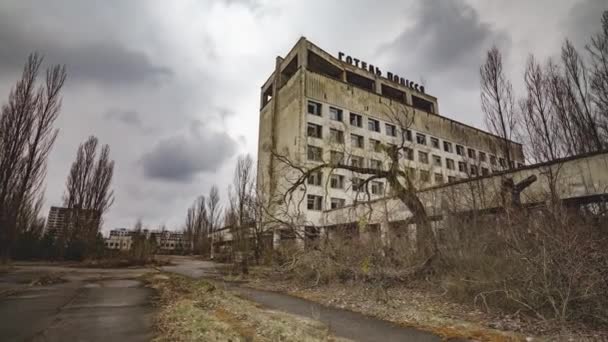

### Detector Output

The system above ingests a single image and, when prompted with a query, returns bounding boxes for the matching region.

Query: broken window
[448,176,456,183]
[456,145,465,156]
[432,155,441,167]
[385,123,397,137]
[420,170,430,182]
[446,158,455,170]
[307,122,322,138]
[308,100,322,116]
[434,173,444,184]
[381,84,406,103]
[307,171,322,186]
[329,107,343,121]
[368,118,380,132]
[470,165,478,176]
[350,113,362,127]
[370,159,383,170]
[330,151,345,165]
[369,138,382,152]
[307,145,323,161]
[412,95,434,113]
[481,167,489,176]
[416,133,426,145]
[351,177,365,192]
[418,151,429,164]
[347,71,375,92]
[350,155,364,167]
[307,51,343,80]
[431,137,440,149]
[330,197,346,209]
[351,134,364,148]
[401,147,414,161]
[371,181,384,195]
[403,129,413,142]
[458,161,467,173]
[307,195,323,211]
[479,151,487,162]
[499,158,506,168]
[443,141,453,153]
[490,155,497,166]
[330,174,345,189]
[330,128,344,144]
[468,148,476,159]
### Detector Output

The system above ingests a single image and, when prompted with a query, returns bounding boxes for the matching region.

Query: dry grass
[146,272,350,342]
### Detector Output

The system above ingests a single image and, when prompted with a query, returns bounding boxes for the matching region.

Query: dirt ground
[224,266,608,342]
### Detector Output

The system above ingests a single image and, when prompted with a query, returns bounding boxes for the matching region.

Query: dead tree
[481,46,517,169]
[273,106,439,263]
[0,53,66,259]
[588,10,608,139]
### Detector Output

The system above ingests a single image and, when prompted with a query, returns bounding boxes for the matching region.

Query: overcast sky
[0,0,604,232]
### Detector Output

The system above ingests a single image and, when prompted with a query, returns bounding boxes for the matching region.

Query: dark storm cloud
[0,7,172,86]
[564,0,607,49]
[380,0,508,86]
[104,109,142,127]
[141,124,237,182]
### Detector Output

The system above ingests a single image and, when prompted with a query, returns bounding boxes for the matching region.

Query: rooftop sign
[338,52,425,94]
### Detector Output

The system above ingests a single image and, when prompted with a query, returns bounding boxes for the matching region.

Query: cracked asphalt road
[0,265,155,342]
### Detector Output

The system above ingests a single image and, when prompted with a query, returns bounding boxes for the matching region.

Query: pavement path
[0,264,155,342]
[162,256,447,342]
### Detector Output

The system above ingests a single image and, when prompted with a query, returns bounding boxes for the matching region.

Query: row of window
[308,100,518,168]
[307,144,500,176]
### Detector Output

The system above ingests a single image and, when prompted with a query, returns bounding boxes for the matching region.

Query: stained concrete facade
[257,37,525,232]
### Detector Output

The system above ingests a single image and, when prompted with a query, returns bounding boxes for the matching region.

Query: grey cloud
[141,125,237,182]
[0,8,172,86]
[380,0,509,86]
[104,109,142,127]
[564,0,607,49]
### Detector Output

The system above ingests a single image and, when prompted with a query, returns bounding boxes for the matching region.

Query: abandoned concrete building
[210,37,608,252]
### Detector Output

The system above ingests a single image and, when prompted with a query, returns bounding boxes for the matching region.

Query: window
[307,195,323,211]
[403,129,412,141]
[490,155,497,166]
[443,141,453,153]
[432,155,441,167]
[456,145,465,156]
[307,145,322,161]
[371,181,384,195]
[307,101,321,116]
[448,176,457,183]
[405,167,416,179]
[350,113,362,127]
[418,151,429,164]
[499,158,506,168]
[307,123,322,138]
[470,165,478,176]
[352,177,364,192]
[385,123,397,137]
[479,152,487,162]
[431,137,440,149]
[350,155,364,167]
[468,148,476,159]
[330,151,344,165]
[370,159,382,170]
[416,133,426,145]
[402,147,414,160]
[369,139,382,152]
[368,118,380,132]
[329,128,344,144]
[330,174,345,189]
[517,162,524,168]
[330,198,346,209]
[434,173,444,184]
[446,158,455,170]
[458,161,467,173]
[420,170,430,182]
[351,134,364,148]
[481,167,489,176]
[329,107,343,121]
[307,171,322,186]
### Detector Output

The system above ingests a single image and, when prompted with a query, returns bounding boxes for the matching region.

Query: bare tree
[0,53,66,259]
[481,46,517,169]
[207,185,221,257]
[272,106,439,264]
[63,136,115,250]
[588,10,608,139]
[183,195,209,254]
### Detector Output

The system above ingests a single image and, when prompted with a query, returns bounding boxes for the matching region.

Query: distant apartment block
[46,206,100,237]
[104,228,189,252]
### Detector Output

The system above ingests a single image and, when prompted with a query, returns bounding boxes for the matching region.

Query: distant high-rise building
[46,206,100,237]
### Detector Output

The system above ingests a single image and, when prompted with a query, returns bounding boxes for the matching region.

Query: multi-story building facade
[46,206,101,237]
[257,37,524,231]
[104,228,189,252]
